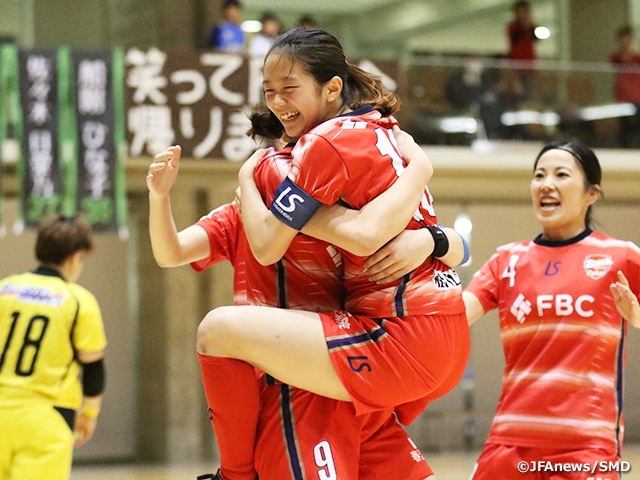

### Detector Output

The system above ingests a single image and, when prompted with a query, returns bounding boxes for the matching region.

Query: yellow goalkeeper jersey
[0,267,106,407]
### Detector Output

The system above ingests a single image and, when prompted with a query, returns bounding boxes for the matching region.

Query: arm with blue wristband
[363,225,469,284]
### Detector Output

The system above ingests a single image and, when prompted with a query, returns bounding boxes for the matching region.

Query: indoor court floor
[69,444,640,480]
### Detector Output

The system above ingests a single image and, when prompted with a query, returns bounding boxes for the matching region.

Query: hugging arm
[301,128,433,256]
[363,227,469,284]
[240,128,433,264]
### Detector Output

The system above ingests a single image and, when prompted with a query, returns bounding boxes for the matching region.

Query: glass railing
[400,55,640,149]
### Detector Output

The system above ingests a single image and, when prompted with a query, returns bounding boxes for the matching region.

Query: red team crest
[583,254,613,280]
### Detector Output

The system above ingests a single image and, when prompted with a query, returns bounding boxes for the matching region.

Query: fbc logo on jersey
[510,293,595,322]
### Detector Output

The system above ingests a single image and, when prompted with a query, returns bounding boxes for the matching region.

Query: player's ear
[324,76,343,103]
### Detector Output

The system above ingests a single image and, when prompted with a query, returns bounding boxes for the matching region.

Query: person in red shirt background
[610,25,640,148]
[507,0,538,100]
[464,140,640,480]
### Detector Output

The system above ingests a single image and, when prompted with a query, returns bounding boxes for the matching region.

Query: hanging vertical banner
[0,45,24,236]
[58,47,78,219]
[112,48,129,239]
[0,46,6,237]
[72,49,125,234]
[17,48,62,229]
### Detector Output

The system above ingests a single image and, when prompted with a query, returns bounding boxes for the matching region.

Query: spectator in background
[444,54,484,113]
[248,12,281,58]
[297,14,317,29]
[610,25,640,148]
[507,0,538,99]
[208,0,245,55]
[477,64,523,140]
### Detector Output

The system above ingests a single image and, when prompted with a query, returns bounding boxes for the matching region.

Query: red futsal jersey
[192,147,344,313]
[466,230,640,453]
[279,106,465,318]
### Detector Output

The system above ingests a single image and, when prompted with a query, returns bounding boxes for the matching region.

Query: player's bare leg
[197,306,350,401]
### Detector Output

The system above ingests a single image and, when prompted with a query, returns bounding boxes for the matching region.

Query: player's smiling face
[530,149,599,241]
[262,53,343,141]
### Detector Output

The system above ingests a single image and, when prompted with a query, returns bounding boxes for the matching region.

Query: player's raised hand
[147,145,182,198]
[610,270,640,328]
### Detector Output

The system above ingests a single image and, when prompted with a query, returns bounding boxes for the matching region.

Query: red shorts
[471,443,622,480]
[254,384,433,480]
[320,311,470,423]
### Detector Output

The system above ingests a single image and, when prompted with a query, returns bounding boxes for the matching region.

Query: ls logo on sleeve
[274,187,304,213]
[269,177,322,230]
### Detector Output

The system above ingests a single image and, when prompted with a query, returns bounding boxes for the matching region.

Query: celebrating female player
[195,26,470,453]
[464,140,640,480]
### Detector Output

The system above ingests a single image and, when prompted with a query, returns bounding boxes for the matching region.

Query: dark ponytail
[248,108,284,140]
[345,63,400,116]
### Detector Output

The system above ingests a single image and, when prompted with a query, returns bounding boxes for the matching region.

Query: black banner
[72,49,121,232]
[17,48,62,228]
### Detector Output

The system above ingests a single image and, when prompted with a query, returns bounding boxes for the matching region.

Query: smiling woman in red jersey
[465,141,640,480]
[192,30,470,480]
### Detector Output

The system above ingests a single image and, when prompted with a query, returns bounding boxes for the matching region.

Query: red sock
[197,353,260,480]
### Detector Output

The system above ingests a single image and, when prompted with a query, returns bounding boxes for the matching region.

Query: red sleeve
[466,252,501,313]
[288,132,349,206]
[190,203,241,272]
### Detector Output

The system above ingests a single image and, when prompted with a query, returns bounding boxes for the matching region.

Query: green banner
[0,45,23,235]
[113,48,129,239]
[58,47,78,218]
[0,46,6,237]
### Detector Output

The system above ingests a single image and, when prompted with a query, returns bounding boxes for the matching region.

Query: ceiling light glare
[534,26,551,39]
[241,20,262,33]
